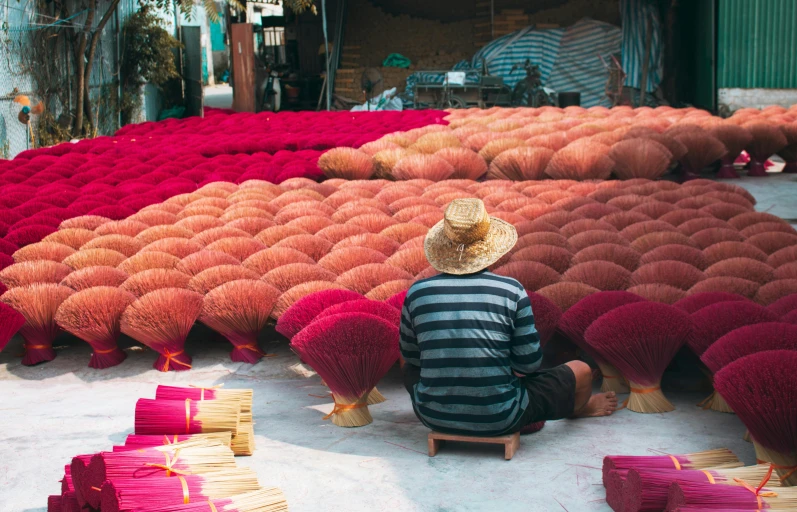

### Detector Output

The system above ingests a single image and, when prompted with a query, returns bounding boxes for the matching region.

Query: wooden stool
[427,431,520,460]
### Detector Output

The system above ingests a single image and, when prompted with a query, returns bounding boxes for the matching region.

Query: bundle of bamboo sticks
[46,385,282,511]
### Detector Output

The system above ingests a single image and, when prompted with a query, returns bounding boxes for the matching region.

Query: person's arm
[399,300,421,395]
[510,289,542,377]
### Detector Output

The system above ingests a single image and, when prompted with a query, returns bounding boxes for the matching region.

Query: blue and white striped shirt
[400,271,542,436]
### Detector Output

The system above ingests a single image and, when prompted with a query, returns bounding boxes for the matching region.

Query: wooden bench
[428,431,520,460]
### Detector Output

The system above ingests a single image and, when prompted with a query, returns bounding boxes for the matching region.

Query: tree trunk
[82,0,121,136]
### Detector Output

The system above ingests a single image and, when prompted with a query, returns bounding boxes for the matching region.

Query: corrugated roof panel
[718,0,797,88]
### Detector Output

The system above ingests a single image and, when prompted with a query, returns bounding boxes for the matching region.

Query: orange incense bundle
[120,288,204,371]
[54,287,136,369]
[1,283,74,365]
[199,280,279,363]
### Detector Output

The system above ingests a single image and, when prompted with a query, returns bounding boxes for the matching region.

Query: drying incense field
[1,106,797,512]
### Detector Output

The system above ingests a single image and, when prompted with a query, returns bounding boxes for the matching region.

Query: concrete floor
[1,174,796,512]
[204,85,233,110]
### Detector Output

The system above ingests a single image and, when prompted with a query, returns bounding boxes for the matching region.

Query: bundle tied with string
[125,488,289,512]
[687,301,779,412]
[291,312,399,427]
[622,464,774,512]
[54,286,136,369]
[134,398,240,437]
[77,440,237,510]
[585,302,693,413]
[0,283,74,365]
[120,288,204,372]
[715,351,797,487]
[274,288,363,340]
[199,280,279,364]
[558,291,646,393]
[156,385,255,456]
[121,432,233,451]
[666,478,797,511]
[100,467,261,512]
[602,448,742,487]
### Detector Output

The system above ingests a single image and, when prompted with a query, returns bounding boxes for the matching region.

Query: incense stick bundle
[623,464,773,512]
[60,491,80,512]
[54,287,136,369]
[79,441,237,509]
[128,488,289,512]
[100,468,261,512]
[47,495,60,512]
[61,464,73,493]
[120,288,204,371]
[135,398,240,436]
[605,469,629,512]
[602,449,741,486]
[291,312,399,427]
[155,385,255,455]
[69,453,94,508]
[0,283,74,365]
[119,432,232,451]
[666,479,797,510]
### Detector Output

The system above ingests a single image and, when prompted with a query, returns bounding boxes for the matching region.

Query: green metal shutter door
[718,0,797,88]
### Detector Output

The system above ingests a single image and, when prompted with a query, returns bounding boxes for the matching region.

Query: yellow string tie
[178,476,190,504]
[322,400,368,420]
[185,399,192,434]
[208,502,218,512]
[669,455,682,471]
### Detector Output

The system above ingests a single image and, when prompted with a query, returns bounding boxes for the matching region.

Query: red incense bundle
[60,492,80,512]
[666,479,797,510]
[586,302,693,413]
[715,351,797,486]
[128,488,289,512]
[69,453,94,508]
[274,288,363,339]
[0,302,26,352]
[80,441,237,509]
[291,312,399,427]
[623,465,772,512]
[134,398,240,436]
[199,279,280,363]
[60,464,73,493]
[602,448,741,487]
[120,288,204,371]
[47,495,61,512]
[0,283,74,365]
[558,291,646,393]
[100,468,261,512]
[605,469,629,512]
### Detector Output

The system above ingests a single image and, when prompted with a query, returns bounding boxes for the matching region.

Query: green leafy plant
[120,5,182,124]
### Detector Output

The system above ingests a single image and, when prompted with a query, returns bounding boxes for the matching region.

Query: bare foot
[572,392,618,418]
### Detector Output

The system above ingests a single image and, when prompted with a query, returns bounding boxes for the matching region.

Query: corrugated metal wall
[718,0,797,88]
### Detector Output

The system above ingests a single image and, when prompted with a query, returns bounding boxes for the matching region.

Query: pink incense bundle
[70,453,94,508]
[585,302,694,413]
[127,488,289,512]
[605,469,629,512]
[134,398,240,436]
[100,468,261,512]
[623,465,772,512]
[155,385,254,415]
[558,291,646,393]
[0,283,74,365]
[120,288,204,371]
[666,478,797,511]
[80,441,237,509]
[291,312,399,427]
[602,448,741,487]
[714,351,797,486]
[60,492,80,512]
[54,286,136,368]
[199,280,280,363]
[61,464,73,493]
[120,432,233,450]
[274,288,363,339]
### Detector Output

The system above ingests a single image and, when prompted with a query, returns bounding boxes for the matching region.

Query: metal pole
[321,0,331,111]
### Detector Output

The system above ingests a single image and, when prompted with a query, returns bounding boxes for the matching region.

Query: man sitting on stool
[400,198,618,436]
